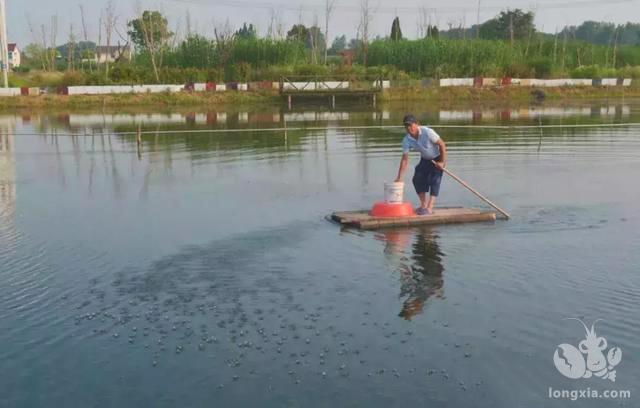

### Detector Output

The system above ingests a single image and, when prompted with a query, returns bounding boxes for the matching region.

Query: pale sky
[8,0,639,47]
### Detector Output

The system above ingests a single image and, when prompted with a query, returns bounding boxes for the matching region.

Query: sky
[7,0,640,47]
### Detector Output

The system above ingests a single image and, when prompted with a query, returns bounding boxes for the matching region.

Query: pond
[1,100,639,407]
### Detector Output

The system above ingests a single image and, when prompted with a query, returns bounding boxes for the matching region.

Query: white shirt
[402,126,441,160]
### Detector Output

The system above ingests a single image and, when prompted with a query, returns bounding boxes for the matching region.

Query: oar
[432,161,511,220]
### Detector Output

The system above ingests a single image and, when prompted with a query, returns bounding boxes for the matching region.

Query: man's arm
[433,139,447,170]
[395,153,409,182]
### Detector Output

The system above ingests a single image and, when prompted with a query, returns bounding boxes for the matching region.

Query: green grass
[2,85,639,112]
[0,89,281,111]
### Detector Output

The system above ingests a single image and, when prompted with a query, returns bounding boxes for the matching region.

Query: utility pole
[476,0,481,39]
[0,0,8,88]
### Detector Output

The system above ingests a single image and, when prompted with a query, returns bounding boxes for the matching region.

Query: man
[395,114,447,215]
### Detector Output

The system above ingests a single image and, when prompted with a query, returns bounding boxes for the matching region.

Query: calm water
[1,101,639,407]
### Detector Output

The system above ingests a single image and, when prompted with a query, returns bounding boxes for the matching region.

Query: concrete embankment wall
[0,77,633,97]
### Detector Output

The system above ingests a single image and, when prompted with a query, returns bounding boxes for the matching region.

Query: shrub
[528,57,553,78]
[109,65,140,83]
[504,62,533,78]
[232,62,252,82]
[293,63,330,76]
[60,70,87,86]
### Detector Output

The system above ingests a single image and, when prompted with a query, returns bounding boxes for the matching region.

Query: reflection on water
[0,129,15,224]
[378,228,445,320]
[0,101,633,136]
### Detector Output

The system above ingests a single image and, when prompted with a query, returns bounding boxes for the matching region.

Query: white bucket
[384,182,404,203]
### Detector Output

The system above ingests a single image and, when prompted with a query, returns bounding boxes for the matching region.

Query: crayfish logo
[553,318,622,382]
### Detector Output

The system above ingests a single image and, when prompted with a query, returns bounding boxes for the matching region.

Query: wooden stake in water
[136,125,142,160]
[433,161,511,220]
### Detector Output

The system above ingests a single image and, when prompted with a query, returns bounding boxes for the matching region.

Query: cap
[403,114,417,126]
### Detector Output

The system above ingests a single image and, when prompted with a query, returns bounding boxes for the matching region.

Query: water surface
[1,100,639,407]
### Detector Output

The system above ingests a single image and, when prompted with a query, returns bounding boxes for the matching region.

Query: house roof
[8,43,17,52]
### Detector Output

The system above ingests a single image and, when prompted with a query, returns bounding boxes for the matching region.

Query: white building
[8,43,20,68]
[94,45,131,63]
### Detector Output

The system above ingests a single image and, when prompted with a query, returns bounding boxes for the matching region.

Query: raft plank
[332,207,497,230]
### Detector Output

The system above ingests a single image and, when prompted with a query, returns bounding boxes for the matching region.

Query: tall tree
[128,10,173,82]
[286,24,325,51]
[102,1,117,80]
[214,20,236,77]
[66,24,76,71]
[324,0,335,64]
[390,17,403,41]
[287,24,308,43]
[479,9,535,41]
[358,0,373,66]
[307,25,326,59]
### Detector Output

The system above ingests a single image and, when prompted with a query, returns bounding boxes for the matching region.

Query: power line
[161,0,635,14]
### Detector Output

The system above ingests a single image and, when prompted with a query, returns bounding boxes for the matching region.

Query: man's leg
[418,192,428,209]
[413,168,429,209]
[426,171,442,212]
[426,195,436,212]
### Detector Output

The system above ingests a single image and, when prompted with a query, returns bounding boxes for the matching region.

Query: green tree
[127,10,174,81]
[127,11,173,50]
[307,26,326,53]
[287,25,309,43]
[390,17,403,41]
[235,23,257,40]
[561,21,640,45]
[427,25,439,39]
[479,9,535,41]
[286,24,325,55]
[328,35,347,54]
[176,35,216,68]
[23,43,48,70]
[348,38,362,49]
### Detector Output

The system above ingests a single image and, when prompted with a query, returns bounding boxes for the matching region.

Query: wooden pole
[433,161,511,219]
[136,124,142,160]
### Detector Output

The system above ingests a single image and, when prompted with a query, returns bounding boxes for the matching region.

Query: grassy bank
[379,86,640,106]
[1,86,639,112]
[0,90,281,111]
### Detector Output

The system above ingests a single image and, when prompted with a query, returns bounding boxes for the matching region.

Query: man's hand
[433,160,446,171]
[396,154,409,183]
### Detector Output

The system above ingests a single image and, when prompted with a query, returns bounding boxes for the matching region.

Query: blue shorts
[412,158,443,197]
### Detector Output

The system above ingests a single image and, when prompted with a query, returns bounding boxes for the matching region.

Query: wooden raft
[331,207,497,230]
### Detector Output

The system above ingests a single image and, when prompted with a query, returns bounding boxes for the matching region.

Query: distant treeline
[440,13,640,46]
[12,9,640,88]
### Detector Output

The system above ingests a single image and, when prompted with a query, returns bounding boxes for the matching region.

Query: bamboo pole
[433,161,511,219]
